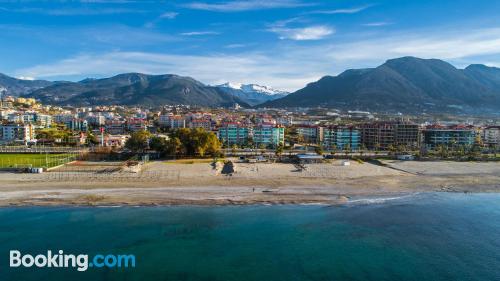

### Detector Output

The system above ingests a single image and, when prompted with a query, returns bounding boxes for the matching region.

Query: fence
[0,153,80,169]
[0,146,88,153]
[21,170,181,182]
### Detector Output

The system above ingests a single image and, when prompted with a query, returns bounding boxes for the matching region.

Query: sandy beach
[0,159,499,206]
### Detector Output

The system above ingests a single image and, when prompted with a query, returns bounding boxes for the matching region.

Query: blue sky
[1,0,500,91]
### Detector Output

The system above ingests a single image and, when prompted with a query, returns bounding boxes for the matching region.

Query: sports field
[0,153,77,168]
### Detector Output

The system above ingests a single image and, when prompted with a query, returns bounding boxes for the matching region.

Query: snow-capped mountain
[216,82,289,106]
[218,82,289,96]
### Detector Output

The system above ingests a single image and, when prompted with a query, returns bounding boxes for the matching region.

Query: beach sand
[0,159,499,206]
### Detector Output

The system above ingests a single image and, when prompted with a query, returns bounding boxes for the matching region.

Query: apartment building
[253,124,285,148]
[127,118,148,132]
[66,118,88,132]
[422,125,476,148]
[361,122,420,149]
[159,114,186,129]
[482,126,500,147]
[0,123,35,143]
[86,115,106,126]
[218,123,250,146]
[188,119,212,131]
[35,114,53,128]
[105,120,126,135]
[296,126,323,144]
[323,126,360,150]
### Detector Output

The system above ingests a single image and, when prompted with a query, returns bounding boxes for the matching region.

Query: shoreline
[1,175,499,207]
[1,160,499,207]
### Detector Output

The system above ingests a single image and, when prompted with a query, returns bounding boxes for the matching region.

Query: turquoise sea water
[1,193,500,281]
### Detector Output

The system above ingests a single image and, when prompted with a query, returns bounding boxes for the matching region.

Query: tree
[36,127,72,145]
[169,128,221,157]
[468,143,482,160]
[149,136,168,154]
[387,144,396,155]
[205,133,222,157]
[231,144,238,155]
[437,145,448,159]
[374,143,381,155]
[125,130,151,153]
[275,144,284,157]
[315,145,324,155]
[285,127,299,146]
[245,136,254,148]
[87,133,99,145]
[165,137,182,156]
[359,144,367,157]
[344,143,351,158]
[330,144,337,155]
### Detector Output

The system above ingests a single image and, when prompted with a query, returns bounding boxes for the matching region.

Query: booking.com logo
[10,250,136,272]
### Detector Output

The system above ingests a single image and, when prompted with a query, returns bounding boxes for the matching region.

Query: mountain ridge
[261,57,500,113]
[215,82,288,106]
[0,73,54,96]
[24,73,250,107]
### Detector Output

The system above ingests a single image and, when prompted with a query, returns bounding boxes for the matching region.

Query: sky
[1,0,500,91]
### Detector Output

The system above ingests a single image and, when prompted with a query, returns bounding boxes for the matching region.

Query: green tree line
[125,128,221,158]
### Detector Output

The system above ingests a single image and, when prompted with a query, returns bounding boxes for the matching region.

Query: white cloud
[268,25,334,40]
[224,43,247,48]
[145,11,179,28]
[362,22,392,27]
[310,5,373,15]
[15,51,324,91]
[0,7,147,15]
[180,31,220,36]
[160,11,178,19]
[17,76,35,81]
[183,0,312,12]
[324,28,500,62]
[13,27,500,92]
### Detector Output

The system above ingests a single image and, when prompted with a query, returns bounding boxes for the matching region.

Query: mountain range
[262,57,500,113]
[0,73,53,96]
[22,73,250,107]
[1,56,500,113]
[215,82,288,106]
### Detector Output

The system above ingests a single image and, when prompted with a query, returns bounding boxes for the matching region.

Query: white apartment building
[0,124,35,143]
[483,126,500,146]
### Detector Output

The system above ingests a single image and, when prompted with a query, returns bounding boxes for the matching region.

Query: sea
[1,193,500,281]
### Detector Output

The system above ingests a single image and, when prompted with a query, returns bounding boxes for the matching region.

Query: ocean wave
[347,193,420,205]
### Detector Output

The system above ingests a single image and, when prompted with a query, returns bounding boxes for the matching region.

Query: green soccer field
[0,153,77,168]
